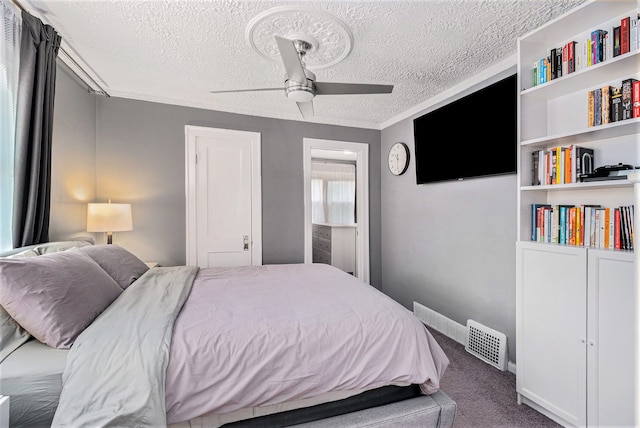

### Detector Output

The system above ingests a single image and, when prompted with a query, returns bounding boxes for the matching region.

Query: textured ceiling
[21,0,587,129]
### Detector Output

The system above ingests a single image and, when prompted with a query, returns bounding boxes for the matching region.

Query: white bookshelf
[515,1,639,426]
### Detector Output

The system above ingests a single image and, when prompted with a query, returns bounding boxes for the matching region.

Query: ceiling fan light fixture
[287,88,315,102]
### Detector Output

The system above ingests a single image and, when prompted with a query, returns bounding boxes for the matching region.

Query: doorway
[185,125,262,267]
[303,138,370,284]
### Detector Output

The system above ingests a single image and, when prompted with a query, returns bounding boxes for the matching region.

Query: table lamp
[86,200,133,244]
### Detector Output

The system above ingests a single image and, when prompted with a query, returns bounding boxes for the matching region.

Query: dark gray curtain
[12,10,61,248]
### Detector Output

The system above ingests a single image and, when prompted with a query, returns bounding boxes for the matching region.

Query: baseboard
[412,301,516,374]
[412,302,467,344]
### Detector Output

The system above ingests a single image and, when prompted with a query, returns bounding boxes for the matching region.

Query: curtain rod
[9,0,110,97]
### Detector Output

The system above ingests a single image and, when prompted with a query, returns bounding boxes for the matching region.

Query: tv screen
[414,74,517,184]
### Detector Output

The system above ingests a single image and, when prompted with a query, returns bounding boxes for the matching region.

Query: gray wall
[49,64,97,242]
[380,73,518,363]
[51,59,519,363]
[50,63,382,287]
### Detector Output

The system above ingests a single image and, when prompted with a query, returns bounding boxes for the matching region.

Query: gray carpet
[428,328,561,428]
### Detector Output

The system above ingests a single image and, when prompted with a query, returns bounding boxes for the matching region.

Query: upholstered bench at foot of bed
[291,390,457,428]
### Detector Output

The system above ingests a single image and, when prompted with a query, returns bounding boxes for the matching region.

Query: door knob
[243,235,249,251]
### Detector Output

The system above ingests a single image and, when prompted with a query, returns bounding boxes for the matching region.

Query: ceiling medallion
[245,6,353,70]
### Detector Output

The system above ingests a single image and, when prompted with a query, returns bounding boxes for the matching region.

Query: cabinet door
[516,242,587,427]
[587,249,635,427]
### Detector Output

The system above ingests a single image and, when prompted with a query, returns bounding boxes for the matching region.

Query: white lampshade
[87,202,133,244]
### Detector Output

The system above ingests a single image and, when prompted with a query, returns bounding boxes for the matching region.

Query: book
[591,30,600,65]
[601,85,611,124]
[614,207,621,249]
[632,80,640,118]
[626,205,634,250]
[568,41,576,73]
[559,205,574,245]
[587,90,595,127]
[620,206,629,250]
[581,205,601,247]
[621,16,630,55]
[600,30,607,62]
[574,206,581,246]
[550,205,560,244]
[631,14,638,53]
[603,207,611,248]
[531,203,551,241]
[590,207,598,247]
[531,150,540,185]
[613,25,621,57]
[593,88,602,126]
[568,207,577,245]
[608,207,615,249]
[563,146,571,184]
[595,208,605,248]
[622,78,636,120]
[611,86,623,122]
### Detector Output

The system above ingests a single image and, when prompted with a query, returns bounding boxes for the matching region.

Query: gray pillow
[34,240,91,255]
[0,251,123,349]
[75,244,149,289]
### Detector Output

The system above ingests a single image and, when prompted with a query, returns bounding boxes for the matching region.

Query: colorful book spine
[621,16,630,55]
[588,90,595,127]
[614,208,621,249]
[601,85,611,124]
[593,88,602,126]
[622,79,636,120]
[632,80,640,118]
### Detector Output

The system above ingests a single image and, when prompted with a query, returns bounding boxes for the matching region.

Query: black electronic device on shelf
[579,163,638,182]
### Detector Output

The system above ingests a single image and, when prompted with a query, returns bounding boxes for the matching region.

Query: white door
[185,126,261,268]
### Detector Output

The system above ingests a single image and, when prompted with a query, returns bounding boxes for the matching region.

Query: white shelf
[516,1,637,426]
[520,117,640,148]
[521,180,634,191]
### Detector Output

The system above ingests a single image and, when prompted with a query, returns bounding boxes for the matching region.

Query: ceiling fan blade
[314,82,394,95]
[209,87,284,94]
[274,35,307,84]
[296,101,314,119]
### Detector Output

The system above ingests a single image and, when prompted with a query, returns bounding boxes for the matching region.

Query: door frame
[303,138,370,284]
[185,125,262,266]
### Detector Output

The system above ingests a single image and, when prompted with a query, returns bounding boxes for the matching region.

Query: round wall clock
[388,142,410,176]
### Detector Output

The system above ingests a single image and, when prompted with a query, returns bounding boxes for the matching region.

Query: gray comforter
[51,266,198,427]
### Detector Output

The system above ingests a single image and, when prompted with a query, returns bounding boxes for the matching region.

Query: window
[311,161,356,225]
[0,1,21,250]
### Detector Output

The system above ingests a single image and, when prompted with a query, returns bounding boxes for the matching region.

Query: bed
[0,241,456,427]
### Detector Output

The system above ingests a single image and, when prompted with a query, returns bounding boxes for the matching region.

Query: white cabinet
[586,249,635,427]
[516,1,638,425]
[516,242,587,427]
[312,223,356,274]
[516,243,635,427]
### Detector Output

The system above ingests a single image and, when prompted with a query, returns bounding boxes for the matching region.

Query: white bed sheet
[0,340,68,427]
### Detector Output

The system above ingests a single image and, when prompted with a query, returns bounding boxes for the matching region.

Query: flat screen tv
[413,74,517,184]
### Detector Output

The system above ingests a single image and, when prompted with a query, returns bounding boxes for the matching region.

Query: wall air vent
[465,319,507,371]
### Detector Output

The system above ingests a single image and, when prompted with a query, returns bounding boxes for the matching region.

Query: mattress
[0,339,68,427]
[1,341,422,428]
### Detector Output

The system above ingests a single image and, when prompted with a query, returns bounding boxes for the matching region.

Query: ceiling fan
[209,35,394,119]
